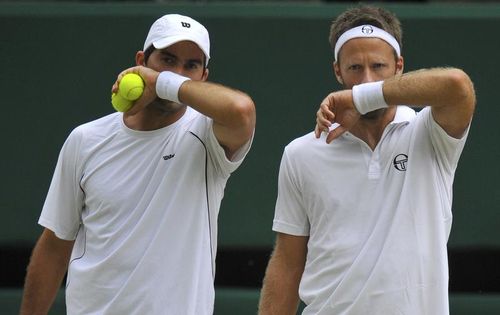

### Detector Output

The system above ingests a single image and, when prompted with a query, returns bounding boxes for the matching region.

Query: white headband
[334,25,401,61]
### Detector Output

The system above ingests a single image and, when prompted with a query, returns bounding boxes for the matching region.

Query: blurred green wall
[1,2,499,249]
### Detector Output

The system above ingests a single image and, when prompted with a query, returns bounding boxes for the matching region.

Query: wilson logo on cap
[143,14,211,65]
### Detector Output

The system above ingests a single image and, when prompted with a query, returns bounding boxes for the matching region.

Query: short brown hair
[329,5,403,60]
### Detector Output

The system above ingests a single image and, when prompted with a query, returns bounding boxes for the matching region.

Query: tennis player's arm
[179,80,256,159]
[20,228,74,315]
[258,233,308,315]
[383,67,476,138]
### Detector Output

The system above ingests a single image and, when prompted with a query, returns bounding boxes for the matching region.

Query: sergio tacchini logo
[393,154,408,171]
[361,25,374,34]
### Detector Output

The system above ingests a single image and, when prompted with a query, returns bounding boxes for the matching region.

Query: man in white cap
[259,5,475,315]
[21,14,255,314]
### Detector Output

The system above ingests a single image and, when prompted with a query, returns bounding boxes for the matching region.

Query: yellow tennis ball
[111,92,133,112]
[118,73,144,101]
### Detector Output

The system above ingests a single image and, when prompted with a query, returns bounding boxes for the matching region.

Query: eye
[163,57,176,66]
[348,64,362,71]
[186,62,200,70]
[186,62,198,69]
[372,63,386,69]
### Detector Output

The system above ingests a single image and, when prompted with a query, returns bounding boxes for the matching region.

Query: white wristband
[352,81,388,115]
[156,71,191,104]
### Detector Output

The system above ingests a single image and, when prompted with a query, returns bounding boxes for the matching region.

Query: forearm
[114,66,256,137]
[20,230,73,315]
[259,233,307,315]
[21,267,65,315]
[382,67,475,137]
[259,259,302,315]
[180,80,254,127]
[383,67,475,110]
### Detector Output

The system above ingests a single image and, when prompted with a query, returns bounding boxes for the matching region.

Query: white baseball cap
[143,14,210,66]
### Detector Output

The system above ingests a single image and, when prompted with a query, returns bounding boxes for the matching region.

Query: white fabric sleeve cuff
[352,81,388,115]
[156,71,191,103]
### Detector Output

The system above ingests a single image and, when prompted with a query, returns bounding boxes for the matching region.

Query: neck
[123,101,187,131]
[350,106,397,150]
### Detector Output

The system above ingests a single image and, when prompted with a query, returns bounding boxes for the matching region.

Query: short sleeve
[272,148,310,236]
[38,128,85,240]
[422,107,470,174]
[204,117,254,177]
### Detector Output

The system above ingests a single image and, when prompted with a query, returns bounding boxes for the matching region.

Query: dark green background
[1,2,499,250]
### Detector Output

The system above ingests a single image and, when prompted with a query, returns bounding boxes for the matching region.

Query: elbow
[448,68,476,112]
[232,93,256,137]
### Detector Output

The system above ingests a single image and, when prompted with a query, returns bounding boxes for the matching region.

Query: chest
[297,127,435,231]
[79,131,207,219]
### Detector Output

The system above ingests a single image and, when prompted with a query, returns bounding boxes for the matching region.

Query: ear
[136,51,146,66]
[395,56,404,75]
[201,68,209,81]
[333,61,344,85]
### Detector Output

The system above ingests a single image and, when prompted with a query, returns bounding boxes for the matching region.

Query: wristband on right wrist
[351,81,388,115]
[156,71,191,104]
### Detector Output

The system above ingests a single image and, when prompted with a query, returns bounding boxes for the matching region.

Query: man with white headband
[260,5,475,315]
[21,14,255,314]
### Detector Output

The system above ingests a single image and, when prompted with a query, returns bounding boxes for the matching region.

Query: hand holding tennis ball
[111,73,145,112]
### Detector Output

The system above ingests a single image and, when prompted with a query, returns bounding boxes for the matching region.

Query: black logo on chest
[393,154,408,171]
[163,154,175,161]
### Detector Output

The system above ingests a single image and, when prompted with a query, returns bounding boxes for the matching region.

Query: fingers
[319,99,335,122]
[315,96,335,138]
[111,66,160,115]
[112,69,128,94]
[326,125,347,144]
[314,90,360,143]
[314,124,322,138]
[112,66,146,94]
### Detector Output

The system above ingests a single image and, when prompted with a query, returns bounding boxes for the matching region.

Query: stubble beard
[360,108,387,120]
[150,98,185,115]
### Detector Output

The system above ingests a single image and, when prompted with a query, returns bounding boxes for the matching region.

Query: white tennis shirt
[39,108,252,314]
[273,106,469,315]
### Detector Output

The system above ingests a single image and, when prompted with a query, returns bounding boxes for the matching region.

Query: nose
[171,65,187,77]
[361,69,376,84]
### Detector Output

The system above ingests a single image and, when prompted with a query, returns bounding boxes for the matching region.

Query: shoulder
[285,131,319,151]
[74,112,121,134]
[281,131,329,166]
[62,113,122,151]
[68,112,121,141]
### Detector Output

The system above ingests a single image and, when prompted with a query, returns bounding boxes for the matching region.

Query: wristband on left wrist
[352,81,388,115]
[156,71,191,103]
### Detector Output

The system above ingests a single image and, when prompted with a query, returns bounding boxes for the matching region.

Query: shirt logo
[163,154,175,161]
[393,154,408,171]
[361,25,374,34]
[181,22,191,28]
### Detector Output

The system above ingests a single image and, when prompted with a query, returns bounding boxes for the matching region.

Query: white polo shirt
[273,106,469,315]
[39,108,252,314]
